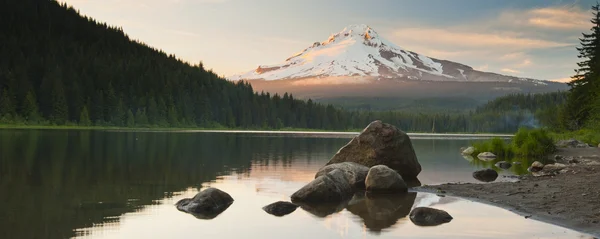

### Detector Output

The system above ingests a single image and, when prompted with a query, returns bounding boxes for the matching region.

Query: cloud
[527,6,590,30]
[550,77,573,83]
[392,28,572,50]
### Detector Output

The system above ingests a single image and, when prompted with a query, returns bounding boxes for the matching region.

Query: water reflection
[346,192,416,232]
[0,130,591,239]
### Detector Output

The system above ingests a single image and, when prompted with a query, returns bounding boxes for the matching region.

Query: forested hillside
[0,0,354,130]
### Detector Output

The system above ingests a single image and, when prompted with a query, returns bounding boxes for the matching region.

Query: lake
[0,130,592,239]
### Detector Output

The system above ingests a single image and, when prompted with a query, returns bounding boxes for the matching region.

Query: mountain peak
[229,25,545,86]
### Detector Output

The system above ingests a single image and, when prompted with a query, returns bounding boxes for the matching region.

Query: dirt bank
[419,148,600,237]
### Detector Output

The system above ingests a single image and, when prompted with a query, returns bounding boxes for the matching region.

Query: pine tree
[126,109,135,127]
[566,3,600,129]
[0,88,16,117]
[79,106,91,126]
[22,91,40,122]
[51,79,69,124]
[135,108,149,126]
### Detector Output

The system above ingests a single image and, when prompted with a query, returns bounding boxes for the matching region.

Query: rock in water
[495,161,512,169]
[472,169,498,182]
[365,165,408,193]
[409,207,453,226]
[315,162,369,189]
[262,201,299,217]
[477,152,497,160]
[175,188,234,219]
[462,146,475,155]
[291,169,353,203]
[326,120,421,180]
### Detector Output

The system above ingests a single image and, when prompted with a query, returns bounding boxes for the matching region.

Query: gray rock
[291,169,353,203]
[315,162,369,189]
[409,207,453,226]
[598,143,600,148]
[556,139,591,148]
[495,161,512,169]
[472,169,498,182]
[262,201,298,217]
[365,165,408,193]
[477,152,497,160]
[462,146,475,155]
[175,188,234,219]
[325,120,421,180]
[542,163,567,173]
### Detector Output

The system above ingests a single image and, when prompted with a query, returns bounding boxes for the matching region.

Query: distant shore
[419,147,600,237]
[0,124,513,137]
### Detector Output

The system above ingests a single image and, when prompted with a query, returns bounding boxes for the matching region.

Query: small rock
[543,163,567,173]
[462,146,475,155]
[365,165,408,193]
[554,155,563,160]
[473,169,499,182]
[528,161,544,172]
[409,207,453,226]
[556,139,591,148]
[495,161,512,169]
[175,188,234,219]
[477,152,497,160]
[262,201,299,217]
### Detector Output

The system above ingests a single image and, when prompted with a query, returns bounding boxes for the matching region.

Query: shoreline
[419,147,600,237]
[0,125,513,137]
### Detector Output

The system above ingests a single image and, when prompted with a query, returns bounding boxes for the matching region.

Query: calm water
[0,130,591,239]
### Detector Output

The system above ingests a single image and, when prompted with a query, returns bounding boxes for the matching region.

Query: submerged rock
[477,152,497,160]
[175,188,234,219]
[262,201,299,217]
[462,146,475,155]
[365,165,408,193]
[291,169,353,203]
[325,120,421,180]
[409,207,453,226]
[473,169,498,182]
[495,161,512,169]
[315,162,369,189]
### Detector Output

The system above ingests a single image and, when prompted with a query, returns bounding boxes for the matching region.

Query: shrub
[470,128,555,158]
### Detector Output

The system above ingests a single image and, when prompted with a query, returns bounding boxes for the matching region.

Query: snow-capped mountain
[229,24,546,85]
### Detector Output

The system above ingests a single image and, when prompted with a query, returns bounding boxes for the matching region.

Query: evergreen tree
[566,3,600,129]
[51,79,69,124]
[22,91,40,122]
[135,108,149,126]
[79,106,91,126]
[126,110,135,127]
[0,88,15,117]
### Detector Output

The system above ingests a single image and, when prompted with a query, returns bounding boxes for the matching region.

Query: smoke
[503,106,540,129]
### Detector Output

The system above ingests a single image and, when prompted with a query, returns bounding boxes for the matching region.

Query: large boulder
[365,165,408,193]
[472,169,498,182]
[262,201,298,217]
[409,207,453,226]
[315,162,369,189]
[325,121,421,180]
[291,169,353,203]
[175,188,234,219]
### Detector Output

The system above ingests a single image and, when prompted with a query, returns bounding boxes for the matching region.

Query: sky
[59,0,596,82]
